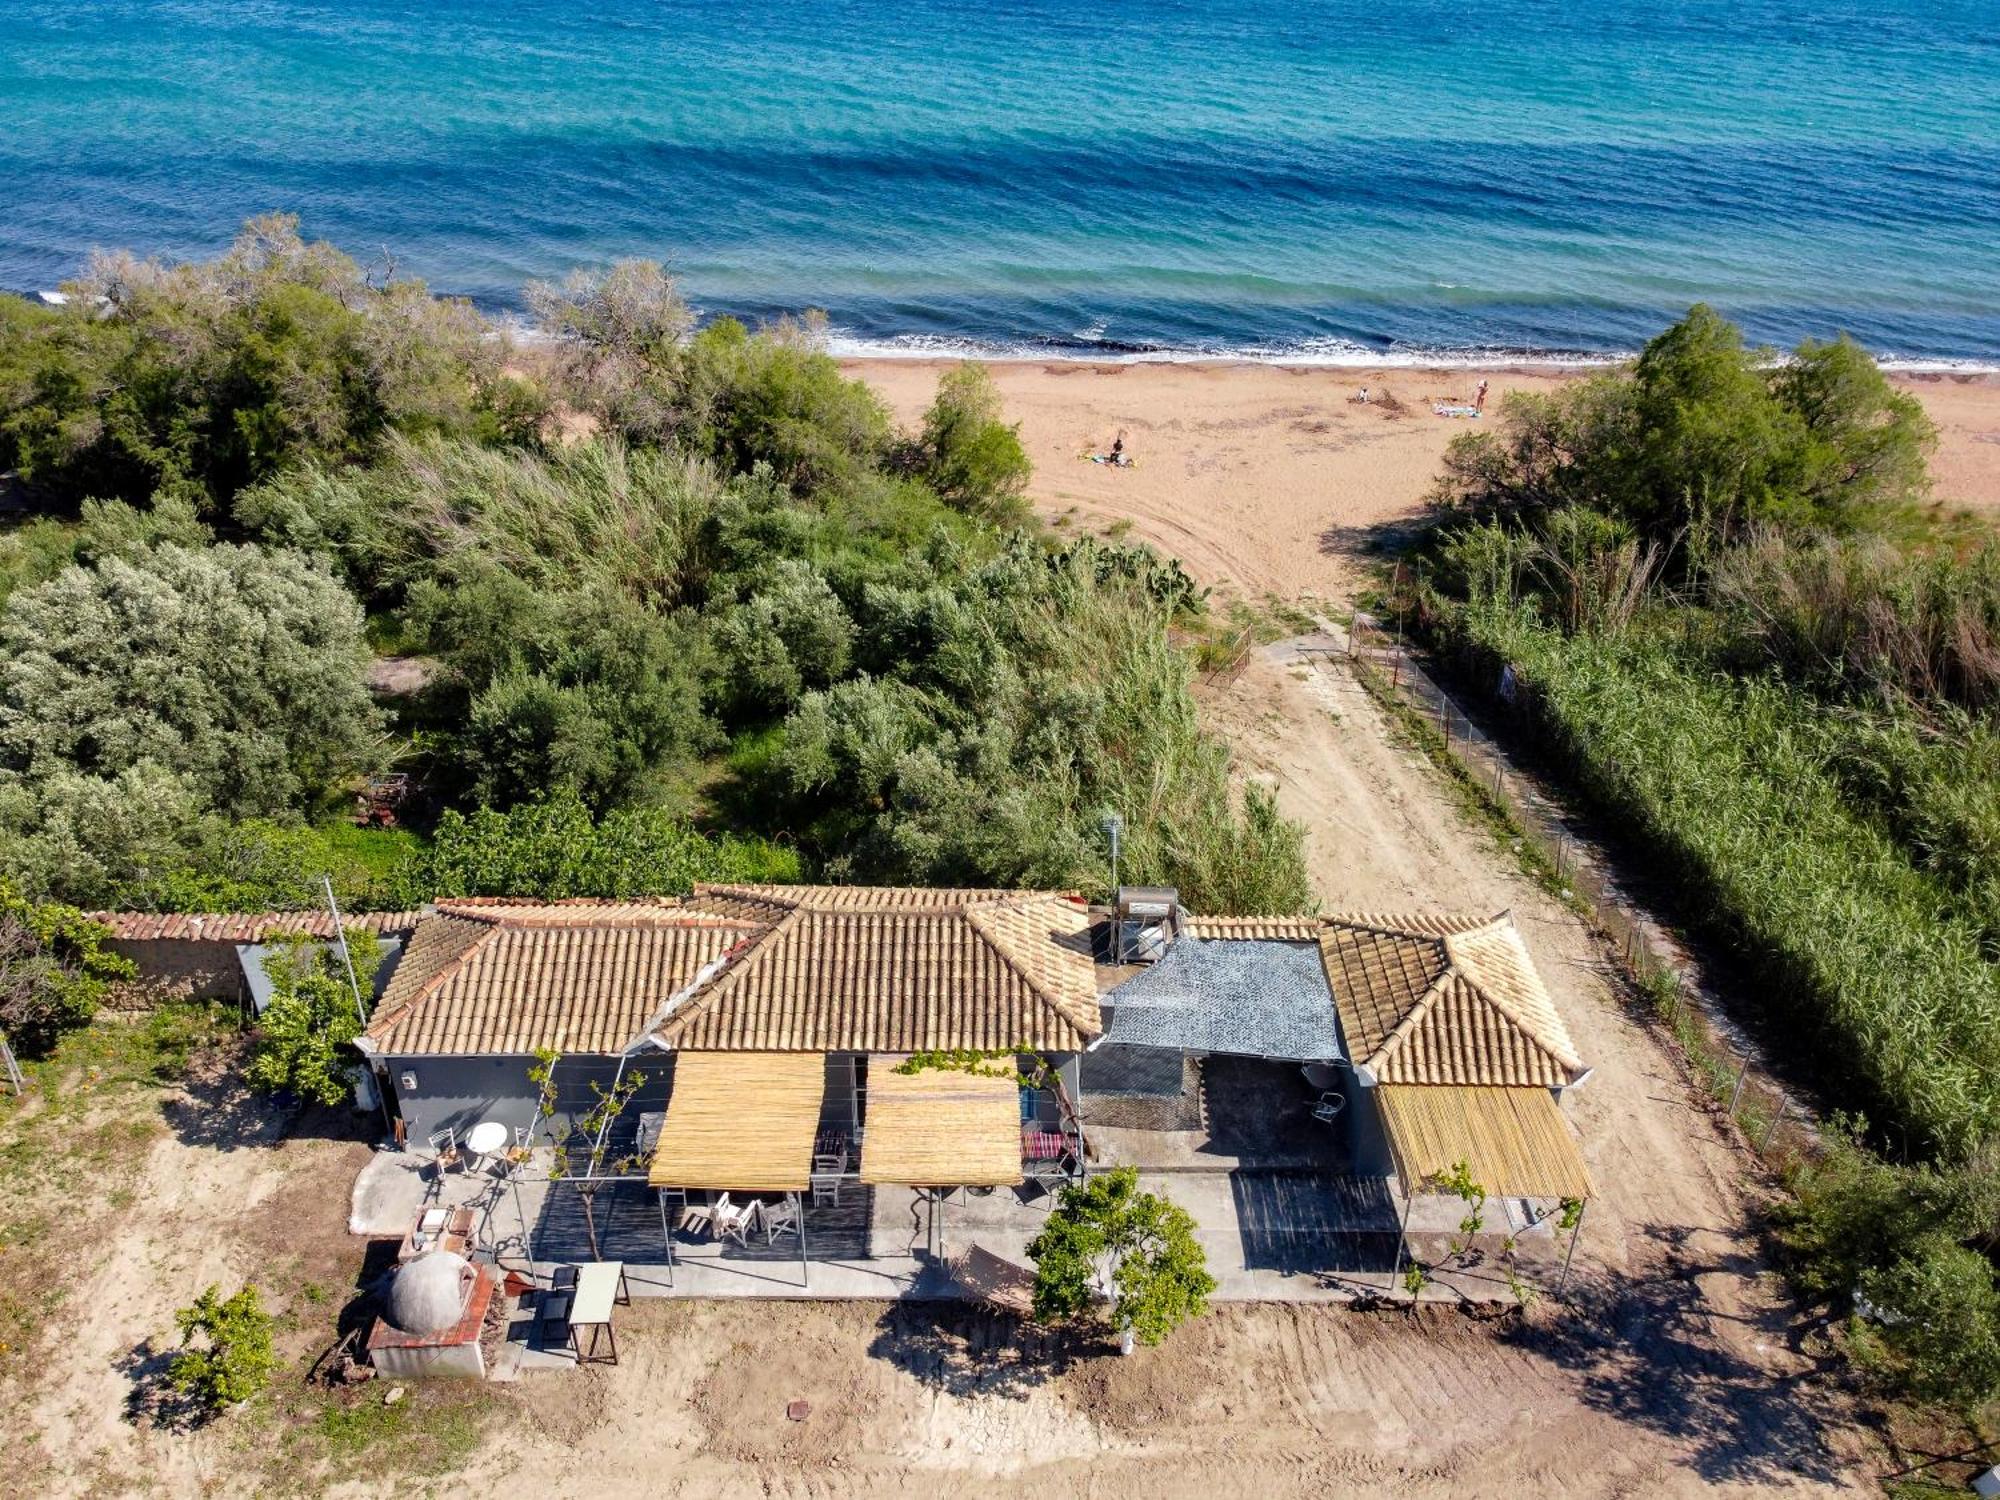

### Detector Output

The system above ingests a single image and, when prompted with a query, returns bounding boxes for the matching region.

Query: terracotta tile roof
[1183,916,1323,941]
[357,885,1101,1058]
[1318,923,1449,1060]
[364,906,764,1056]
[1320,913,1585,1088]
[652,885,1101,1053]
[686,884,1049,913]
[92,910,423,942]
[432,897,742,927]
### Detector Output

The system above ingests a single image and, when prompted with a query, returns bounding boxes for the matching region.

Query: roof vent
[1115,886,1181,964]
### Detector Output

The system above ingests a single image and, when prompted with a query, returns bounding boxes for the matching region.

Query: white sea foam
[821,327,2000,374]
[461,306,1999,376]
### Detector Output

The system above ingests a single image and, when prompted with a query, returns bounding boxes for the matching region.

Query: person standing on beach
[1474,378,1489,413]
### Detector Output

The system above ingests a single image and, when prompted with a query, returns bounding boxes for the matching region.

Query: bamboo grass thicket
[1463,601,2000,1160]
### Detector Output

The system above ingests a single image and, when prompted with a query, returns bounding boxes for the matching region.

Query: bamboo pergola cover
[647,1051,825,1191]
[1377,1084,1591,1201]
[860,1058,1024,1187]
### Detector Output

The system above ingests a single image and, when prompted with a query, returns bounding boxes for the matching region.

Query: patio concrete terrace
[352,1147,1577,1307]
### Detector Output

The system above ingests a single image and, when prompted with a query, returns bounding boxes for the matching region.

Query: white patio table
[568,1261,631,1365]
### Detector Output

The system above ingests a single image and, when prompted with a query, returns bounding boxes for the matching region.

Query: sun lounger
[949,1245,1036,1315]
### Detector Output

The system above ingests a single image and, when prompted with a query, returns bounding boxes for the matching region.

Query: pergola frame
[1377,1084,1593,1299]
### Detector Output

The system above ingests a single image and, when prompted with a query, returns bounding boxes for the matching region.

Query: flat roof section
[1100,938,1343,1063]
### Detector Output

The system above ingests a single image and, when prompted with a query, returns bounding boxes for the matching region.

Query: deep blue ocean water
[3,0,1998,364]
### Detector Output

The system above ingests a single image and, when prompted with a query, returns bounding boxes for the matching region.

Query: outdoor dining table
[567,1261,631,1365]
[464,1119,509,1173]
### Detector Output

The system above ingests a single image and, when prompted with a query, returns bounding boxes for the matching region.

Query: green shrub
[170,1284,277,1414]
[918,363,1031,527]
[0,541,382,820]
[246,934,379,1106]
[0,214,510,507]
[397,791,797,902]
[1028,1166,1215,1347]
[677,315,889,495]
[1431,306,1933,551]
[1856,1236,2000,1405]
[0,884,133,1054]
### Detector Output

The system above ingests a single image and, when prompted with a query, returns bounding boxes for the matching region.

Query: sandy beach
[852,359,2000,601]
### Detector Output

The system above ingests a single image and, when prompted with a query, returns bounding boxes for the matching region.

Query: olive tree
[0,542,382,818]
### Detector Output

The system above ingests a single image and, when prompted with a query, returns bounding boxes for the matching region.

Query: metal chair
[427,1127,461,1172]
[1311,1090,1347,1124]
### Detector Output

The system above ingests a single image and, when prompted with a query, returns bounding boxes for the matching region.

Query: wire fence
[1336,612,1819,1170]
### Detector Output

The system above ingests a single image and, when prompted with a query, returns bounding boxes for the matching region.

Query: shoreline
[825,338,2000,378]
[372,303,2000,379]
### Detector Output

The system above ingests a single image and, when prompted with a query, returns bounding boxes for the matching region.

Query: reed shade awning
[860,1057,1024,1187]
[647,1051,825,1191]
[1377,1084,1591,1201]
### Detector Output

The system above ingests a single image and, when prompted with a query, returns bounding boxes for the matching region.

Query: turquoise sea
[3,0,1997,364]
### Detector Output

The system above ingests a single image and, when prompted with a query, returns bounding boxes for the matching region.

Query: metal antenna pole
[1101,813,1124,961]
[321,874,368,1026]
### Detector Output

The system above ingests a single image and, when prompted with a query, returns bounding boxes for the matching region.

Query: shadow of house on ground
[1505,1221,1852,1488]
[867,1297,1090,1401]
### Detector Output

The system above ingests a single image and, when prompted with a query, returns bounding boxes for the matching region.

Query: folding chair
[1311,1090,1347,1124]
[762,1193,801,1245]
[810,1153,845,1207]
[427,1127,461,1173]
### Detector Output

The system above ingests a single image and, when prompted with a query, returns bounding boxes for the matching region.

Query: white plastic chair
[713,1195,755,1246]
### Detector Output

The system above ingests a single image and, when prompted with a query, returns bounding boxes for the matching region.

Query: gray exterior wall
[1077,1043,1200,1130]
[383,1051,676,1151]
[385,1046,1074,1156]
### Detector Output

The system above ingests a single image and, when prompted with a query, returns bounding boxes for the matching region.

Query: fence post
[1727,1053,1749,1117]
[1761,1093,1788,1151]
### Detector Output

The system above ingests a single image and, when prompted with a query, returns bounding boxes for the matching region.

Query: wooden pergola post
[656,1190,676,1290]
